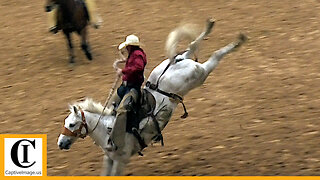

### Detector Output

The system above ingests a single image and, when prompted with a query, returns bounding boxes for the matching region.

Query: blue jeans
[117,83,141,100]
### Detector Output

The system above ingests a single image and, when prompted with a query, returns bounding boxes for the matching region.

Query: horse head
[57,105,88,150]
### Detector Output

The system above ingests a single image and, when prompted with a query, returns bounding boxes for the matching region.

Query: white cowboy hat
[118,34,140,50]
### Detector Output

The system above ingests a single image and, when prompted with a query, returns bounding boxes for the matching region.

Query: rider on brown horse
[46,0,102,33]
[45,0,99,63]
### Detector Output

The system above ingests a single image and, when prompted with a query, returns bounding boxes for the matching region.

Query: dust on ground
[1,0,320,176]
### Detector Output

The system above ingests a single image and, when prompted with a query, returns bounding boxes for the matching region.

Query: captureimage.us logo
[3,135,46,176]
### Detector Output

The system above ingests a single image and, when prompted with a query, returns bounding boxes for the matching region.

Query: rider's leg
[47,7,58,33]
[107,89,139,151]
[106,84,128,110]
[84,0,102,28]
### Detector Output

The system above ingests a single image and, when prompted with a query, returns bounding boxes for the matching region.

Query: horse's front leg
[80,26,92,60]
[64,32,75,63]
[110,160,127,176]
[100,154,113,176]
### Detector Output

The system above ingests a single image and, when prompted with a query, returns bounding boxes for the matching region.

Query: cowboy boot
[106,89,139,151]
[106,109,127,151]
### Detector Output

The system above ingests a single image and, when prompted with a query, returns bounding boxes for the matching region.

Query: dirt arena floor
[1,0,320,176]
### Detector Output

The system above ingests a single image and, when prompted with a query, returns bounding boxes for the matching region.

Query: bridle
[61,108,89,139]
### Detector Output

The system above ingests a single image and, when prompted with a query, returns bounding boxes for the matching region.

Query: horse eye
[69,123,75,128]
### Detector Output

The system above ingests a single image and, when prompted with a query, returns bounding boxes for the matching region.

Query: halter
[62,108,89,139]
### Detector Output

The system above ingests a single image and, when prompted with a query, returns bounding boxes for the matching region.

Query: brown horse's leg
[80,26,92,60]
[64,32,75,63]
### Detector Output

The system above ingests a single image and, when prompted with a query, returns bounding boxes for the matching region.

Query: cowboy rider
[106,34,147,151]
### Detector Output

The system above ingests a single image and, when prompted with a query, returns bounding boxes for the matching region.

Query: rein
[62,108,89,138]
[91,59,124,134]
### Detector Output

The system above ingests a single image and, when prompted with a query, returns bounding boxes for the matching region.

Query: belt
[145,81,188,118]
[122,81,140,87]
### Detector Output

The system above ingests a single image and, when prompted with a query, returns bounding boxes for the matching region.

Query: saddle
[123,89,164,154]
[125,89,156,133]
[56,0,90,30]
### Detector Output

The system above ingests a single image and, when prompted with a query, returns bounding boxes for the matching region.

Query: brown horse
[45,0,92,63]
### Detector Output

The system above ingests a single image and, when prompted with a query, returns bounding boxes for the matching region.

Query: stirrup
[49,26,59,34]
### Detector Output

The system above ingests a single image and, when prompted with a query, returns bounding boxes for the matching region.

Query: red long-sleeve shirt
[122,47,147,87]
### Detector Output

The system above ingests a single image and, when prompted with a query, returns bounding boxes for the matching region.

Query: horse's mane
[70,98,111,115]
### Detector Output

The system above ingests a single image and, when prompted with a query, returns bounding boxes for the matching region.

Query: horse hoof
[81,44,92,60]
[86,53,92,61]
[207,18,215,25]
[238,33,248,43]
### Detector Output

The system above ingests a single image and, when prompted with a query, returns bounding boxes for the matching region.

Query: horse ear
[73,106,79,115]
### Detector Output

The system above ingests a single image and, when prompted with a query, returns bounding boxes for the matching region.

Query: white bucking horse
[57,18,247,175]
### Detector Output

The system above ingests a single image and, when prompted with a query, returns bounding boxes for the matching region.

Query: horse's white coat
[57,19,246,175]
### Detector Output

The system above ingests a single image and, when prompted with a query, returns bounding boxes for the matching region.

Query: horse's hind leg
[80,26,92,60]
[202,34,247,75]
[184,18,215,60]
[64,32,75,63]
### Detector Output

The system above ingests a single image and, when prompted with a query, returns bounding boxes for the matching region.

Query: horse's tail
[165,23,200,63]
